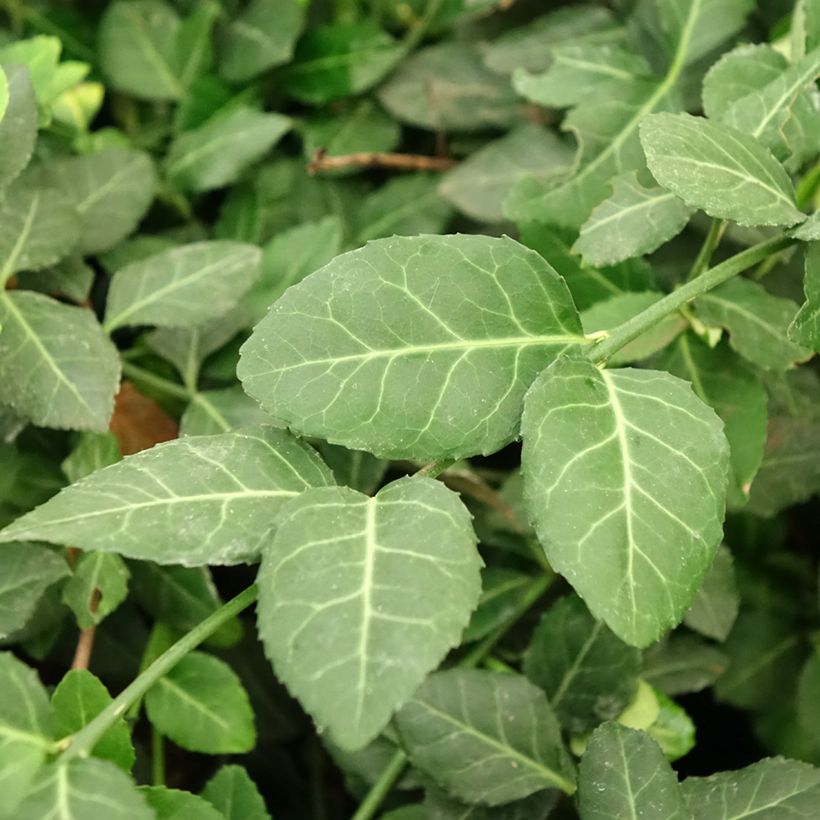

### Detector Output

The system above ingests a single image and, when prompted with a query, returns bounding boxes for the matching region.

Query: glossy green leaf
[683,545,738,641]
[62,551,129,628]
[577,723,689,820]
[145,650,255,754]
[180,389,273,436]
[574,173,693,266]
[0,428,333,565]
[257,477,481,749]
[682,758,820,819]
[141,786,225,820]
[644,635,729,696]
[0,65,38,188]
[523,594,641,734]
[521,352,729,647]
[239,234,585,461]
[396,669,575,803]
[52,670,134,771]
[790,242,820,351]
[0,291,120,431]
[201,765,270,820]
[104,241,260,331]
[640,113,804,227]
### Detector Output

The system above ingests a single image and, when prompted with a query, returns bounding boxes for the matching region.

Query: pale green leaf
[43,148,158,255]
[793,212,820,241]
[640,113,804,227]
[683,545,738,641]
[644,635,729,696]
[521,352,729,647]
[682,758,820,819]
[395,669,576,803]
[0,543,68,639]
[165,107,291,193]
[202,765,270,820]
[574,173,693,266]
[439,124,573,224]
[703,45,787,118]
[790,242,820,351]
[660,333,767,508]
[62,551,129,628]
[141,786,225,820]
[695,277,811,371]
[104,241,261,331]
[239,234,585,461]
[220,0,304,82]
[17,758,153,820]
[180,389,273,437]
[0,290,121,431]
[18,256,95,305]
[524,594,641,734]
[577,723,689,820]
[145,651,255,754]
[0,428,333,565]
[0,65,38,188]
[257,477,481,749]
[62,432,121,484]
[378,42,520,132]
[52,670,135,771]
[646,695,695,763]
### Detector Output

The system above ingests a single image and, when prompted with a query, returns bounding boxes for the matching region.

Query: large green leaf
[790,242,820,351]
[141,786,224,820]
[577,723,689,820]
[239,234,585,461]
[682,758,820,819]
[0,428,333,565]
[104,241,261,331]
[257,477,481,749]
[523,594,641,734]
[0,291,120,431]
[683,545,738,642]
[202,765,270,820]
[395,669,576,804]
[640,113,804,227]
[521,352,729,647]
[0,65,37,188]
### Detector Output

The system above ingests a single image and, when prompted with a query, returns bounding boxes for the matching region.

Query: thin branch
[307,148,456,176]
[71,626,97,671]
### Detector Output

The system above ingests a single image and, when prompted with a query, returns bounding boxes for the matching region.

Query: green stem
[350,749,408,820]
[61,585,258,760]
[402,0,445,53]
[121,361,192,401]
[589,235,797,364]
[151,728,165,786]
[414,458,456,479]
[796,160,820,208]
[686,219,726,281]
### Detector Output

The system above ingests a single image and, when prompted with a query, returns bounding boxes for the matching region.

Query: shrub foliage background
[0,0,819,817]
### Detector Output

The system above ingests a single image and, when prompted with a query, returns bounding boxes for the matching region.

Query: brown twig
[307,148,456,175]
[71,587,101,671]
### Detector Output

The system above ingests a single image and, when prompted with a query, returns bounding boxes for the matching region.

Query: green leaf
[284,22,402,105]
[439,124,573,224]
[16,758,153,820]
[425,787,558,820]
[63,432,121,484]
[0,428,333,565]
[257,477,481,749]
[640,113,804,227]
[0,291,121,431]
[220,0,304,82]
[577,723,689,820]
[201,765,271,820]
[521,352,729,647]
[172,1,218,90]
[0,543,68,639]
[18,256,95,305]
[239,234,585,461]
[462,568,532,643]
[52,670,135,771]
[165,107,291,193]
[523,594,641,734]
[180,389,273,436]
[644,635,729,696]
[0,652,55,817]
[62,551,130,628]
[797,649,820,746]
[145,650,255,754]
[104,241,261,331]
[395,669,576,803]
[0,66,38,188]
[682,758,820,819]
[99,0,183,101]
[574,173,693,266]
[378,42,520,132]
[683,545,739,641]
[0,65,7,120]
[43,148,158,255]
[790,243,820,351]
[695,277,811,371]
[141,786,225,820]
[314,442,388,496]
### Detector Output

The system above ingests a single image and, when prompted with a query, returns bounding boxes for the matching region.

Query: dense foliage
[0,0,819,817]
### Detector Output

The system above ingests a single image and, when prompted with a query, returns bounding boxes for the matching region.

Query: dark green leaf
[201,765,270,820]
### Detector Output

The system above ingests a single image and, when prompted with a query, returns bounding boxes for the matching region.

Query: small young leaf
[62,551,130,628]
[577,723,689,820]
[683,545,739,642]
[239,234,585,461]
[523,594,641,734]
[52,669,135,771]
[145,651,255,754]
[640,113,804,227]
[201,765,271,820]
[0,291,120,431]
[395,669,576,803]
[104,241,261,331]
[141,786,225,820]
[521,352,729,647]
[257,477,481,749]
[0,428,333,565]
[0,65,38,188]
[790,242,820,351]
